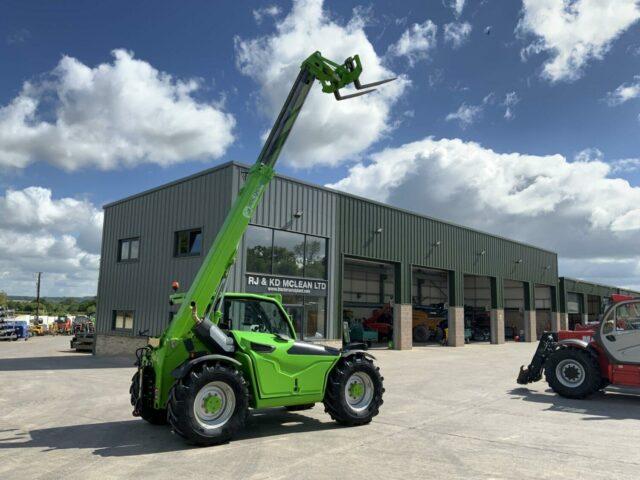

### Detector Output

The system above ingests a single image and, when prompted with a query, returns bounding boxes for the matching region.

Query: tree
[0,291,7,306]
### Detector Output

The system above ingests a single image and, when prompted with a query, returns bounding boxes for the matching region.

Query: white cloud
[445,0,466,18]
[253,5,281,24]
[328,137,640,289]
[443,22,472,49]
[446,93,494,128]
[502,91,520,120]
[0,49,236,171]
[605,75,640,106]
[388,20,438,66]
[0,187,102,296]
[517,0,640,82]
[575,147,603,163]
[611,158,640,173]
[445,103,482,128]
[235,0,408,168]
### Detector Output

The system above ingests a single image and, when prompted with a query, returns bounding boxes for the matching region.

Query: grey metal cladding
[235,165,337,238]
[96,164,235,336]
[560,277,640,298]
[336,195,558,286]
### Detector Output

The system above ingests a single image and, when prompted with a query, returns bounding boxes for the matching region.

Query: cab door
[225,297,336,399]
[599,300,640,364]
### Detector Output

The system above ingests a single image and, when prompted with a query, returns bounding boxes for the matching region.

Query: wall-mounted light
[515,259,523,264]
[294,210,304,218]
[433,240,441,247]
[375,227,383,234]
[479,249,486,256]
[544,265,551,271]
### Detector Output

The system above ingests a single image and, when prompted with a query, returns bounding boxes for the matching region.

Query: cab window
[223,298,293,336]
[604,302,640,334]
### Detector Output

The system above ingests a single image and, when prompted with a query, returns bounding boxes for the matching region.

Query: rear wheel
[413,325,430,343]
[130,371,167,425]
[323,354,384,426]
[545,348,601,399]
[168,362,248,446]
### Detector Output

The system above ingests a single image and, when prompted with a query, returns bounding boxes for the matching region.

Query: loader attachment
[517,332,558,385]
[303,52,396,101]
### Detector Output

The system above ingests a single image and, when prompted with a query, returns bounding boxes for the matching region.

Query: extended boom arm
[162,52,394,341]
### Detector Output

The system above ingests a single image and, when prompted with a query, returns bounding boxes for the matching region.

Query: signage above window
[245,273,328,297]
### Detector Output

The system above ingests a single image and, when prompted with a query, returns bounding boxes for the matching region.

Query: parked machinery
[70,316,95,352]
[518,294,640,398]
[130,51,395,446]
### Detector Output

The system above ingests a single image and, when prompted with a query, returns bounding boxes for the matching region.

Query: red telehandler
[518,294,640,398]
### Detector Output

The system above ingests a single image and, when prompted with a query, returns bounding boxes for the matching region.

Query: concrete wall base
[490,309,505,344]
[582,313,589,325]
[524,311,537,342]
[550,312,561,332]
[95,334,148,357]
[393,304,413,350]
[448,306,465,347]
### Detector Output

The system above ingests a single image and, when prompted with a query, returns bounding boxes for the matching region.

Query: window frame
[174,227,203,258]
[222,297,295,337]
[112,310,135,333]
[118,237,140,263]
[244,225,328,280]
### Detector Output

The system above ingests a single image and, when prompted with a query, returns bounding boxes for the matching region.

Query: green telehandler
[130,52,395,445]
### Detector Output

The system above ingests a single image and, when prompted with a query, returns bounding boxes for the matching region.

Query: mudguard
[171,354,241,380]
[557,338,590,349]
[341,349,376,361]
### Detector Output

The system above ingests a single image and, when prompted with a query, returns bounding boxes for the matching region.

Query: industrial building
[95,162,638,355]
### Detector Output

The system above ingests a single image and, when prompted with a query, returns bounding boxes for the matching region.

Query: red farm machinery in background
[518,294,640,398]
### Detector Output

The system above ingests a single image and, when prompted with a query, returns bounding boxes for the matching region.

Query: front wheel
[545,348,601,399]
[323,354,384,426]
[168,362,249,446]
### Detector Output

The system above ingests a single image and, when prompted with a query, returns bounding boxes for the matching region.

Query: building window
[175,228,202,257]
[118,238,140,262]
[304,236,326,279]
[112,310,134,331]
[245,225,273,274]
[244,226,327,279]
[273,230,304,277]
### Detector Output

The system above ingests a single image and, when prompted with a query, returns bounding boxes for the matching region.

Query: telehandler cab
[518,295,640,399]
[130,52,395,445]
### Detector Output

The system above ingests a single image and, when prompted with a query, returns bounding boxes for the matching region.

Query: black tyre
[323,354,384,426]
[168,362,249,446]
[130,371,167,425]
[545,348,601,399]
[413,325,430,343]
[285,403,315,412]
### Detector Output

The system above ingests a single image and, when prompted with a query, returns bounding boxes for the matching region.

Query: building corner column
[447,306,465,347]
[490,309,505,344]
[524,310,537,342]
[393,303,412,350]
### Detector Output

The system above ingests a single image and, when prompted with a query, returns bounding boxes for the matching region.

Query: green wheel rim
[344,372,374,413]
[193,381,236,430]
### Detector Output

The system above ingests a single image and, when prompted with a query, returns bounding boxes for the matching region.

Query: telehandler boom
[131,52,394,445]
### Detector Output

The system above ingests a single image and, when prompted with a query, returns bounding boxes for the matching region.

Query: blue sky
[1,0,639,295]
